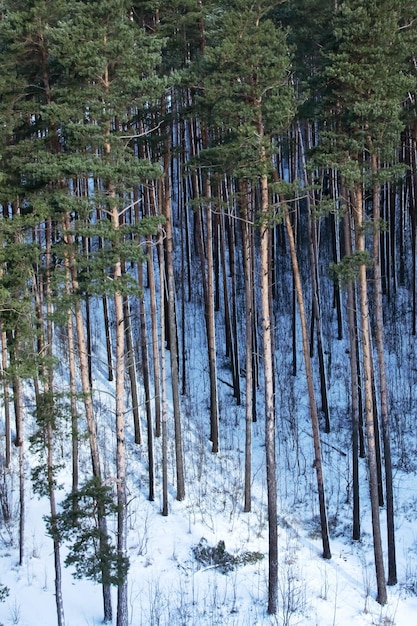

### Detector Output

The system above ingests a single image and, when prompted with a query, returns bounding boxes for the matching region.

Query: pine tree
[196,0,294,612]
[316,0,417,603]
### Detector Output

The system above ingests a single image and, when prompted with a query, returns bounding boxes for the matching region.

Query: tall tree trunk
[64,264,79,496]
[371,153,397,585]
[43,227,66,626]
[103,294,114,382]
[298,123,330,431]
[162,106,185,501]
[158,227,169,517]
[8,334,25,566]
[102,59,128,620]
[256,114,278,614]
[353,181,387,606]
[145,182,161,437]
[224,183,241,404]
[343,203,361,541]
[63,214,113,622]
[82,235,93,387]
[1,328,11,468]
[115,280,128,626]
[204,177,219,452]
[123,294,141,445]
[138,264,155,501]
[283,203,332,561]
[241,183,254,513]
[260,180,278,615]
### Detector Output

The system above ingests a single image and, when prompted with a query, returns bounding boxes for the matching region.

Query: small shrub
[192,537,263,574]
[0,585,9,603]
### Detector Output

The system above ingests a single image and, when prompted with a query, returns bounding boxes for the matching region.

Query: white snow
[0,269,416,626]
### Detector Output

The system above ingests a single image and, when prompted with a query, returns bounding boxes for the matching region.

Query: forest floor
[0,282,417,626]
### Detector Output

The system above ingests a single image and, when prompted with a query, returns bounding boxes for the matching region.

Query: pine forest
[0,1,417,625]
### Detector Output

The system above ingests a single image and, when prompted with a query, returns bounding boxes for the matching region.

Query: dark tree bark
[162,108,185,500]
[284,202,331,561]
[138,265,155,501]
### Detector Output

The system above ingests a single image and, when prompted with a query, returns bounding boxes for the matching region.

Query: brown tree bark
[371,153,397,585]
[63,213,113,622]
[353,181,387,606]
[256,115,278,614]
[0,328,11,468]
[343,202,361,541]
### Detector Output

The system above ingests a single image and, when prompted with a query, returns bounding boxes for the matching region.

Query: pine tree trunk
[256,118,278,614]
[102,295,114,382]
[353,181,387,606]
[43,235,66,626]
[261,183,278,615]
[115,281,128,626]
[298,123,330,431]
[371,154,397,585]
[241,183,253,513]
[205,178,219,452]
[65,269,79,495]
[158,228,169,517]
[1,328,11,468]
[8,335,25,566]
[123,294,141,445]
[63,214,113,622]
[138,265,155,501]
[145,183,161,437]
[343,206,361,540]
[191,136,220,451]
[284,204,331,561]
[162,110,185,501]
[82,235,93,387]
[330,169,343,340]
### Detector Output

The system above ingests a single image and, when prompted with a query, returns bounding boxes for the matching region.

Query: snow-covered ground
[0,266,417,626]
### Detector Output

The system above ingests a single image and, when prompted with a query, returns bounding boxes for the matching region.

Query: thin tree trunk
[123,294,141,445]
[224,181,241,404]
[283,204,332,561]
[1,328,11,468]
[103,295,114,381]
[298,123,330,431]
[64,266,79,495]
[205,177,219,452]
[44,227,66,626]
[145,182,162,437]
[48,416,66,626]
[241,183,253,513]
[158,227,169,517]
[115,281,128,626]
[82,235,93,387]
[138,264,155,501]
[343,204,361,541]
[162,104,185,500]
[7,334,25,566]
[63,213,112,622]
